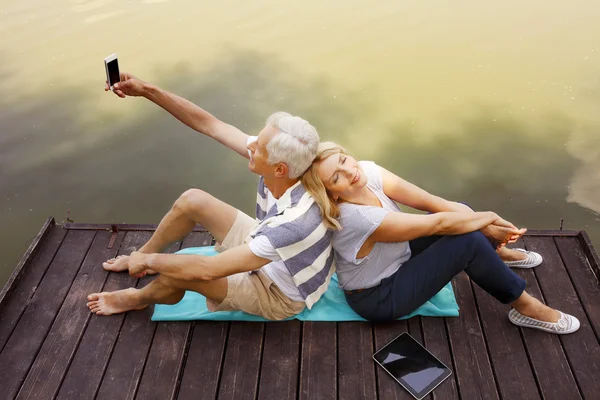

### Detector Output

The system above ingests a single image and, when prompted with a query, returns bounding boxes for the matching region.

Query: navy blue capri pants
[345,231,527,322]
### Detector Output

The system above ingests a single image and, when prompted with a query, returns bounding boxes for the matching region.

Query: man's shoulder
[258,201,330,248]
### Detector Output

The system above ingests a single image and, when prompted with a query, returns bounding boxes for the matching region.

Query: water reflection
[1,49,599,286]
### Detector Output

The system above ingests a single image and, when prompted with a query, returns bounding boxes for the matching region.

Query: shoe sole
[508,316,579,334]
[504,258,543,269]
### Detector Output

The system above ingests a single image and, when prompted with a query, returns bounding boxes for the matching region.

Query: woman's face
[317,152,368,201]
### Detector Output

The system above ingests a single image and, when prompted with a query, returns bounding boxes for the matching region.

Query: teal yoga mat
[151,246,459,322]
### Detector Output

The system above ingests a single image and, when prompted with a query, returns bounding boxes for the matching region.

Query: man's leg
[103,189,239,272]
[87,274,228,316]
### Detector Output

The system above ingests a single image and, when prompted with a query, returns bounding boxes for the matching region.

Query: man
[87,73,334,320]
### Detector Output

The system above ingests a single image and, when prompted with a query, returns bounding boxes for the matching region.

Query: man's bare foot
[86,288,147,316]
[497,247,527,261]
[103,255,158,275]
[102,255,130,272]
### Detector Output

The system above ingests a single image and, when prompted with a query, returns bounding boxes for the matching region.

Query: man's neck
[263,176,299,199]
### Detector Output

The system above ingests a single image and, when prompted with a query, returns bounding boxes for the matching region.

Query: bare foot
[86,288,147,316]
[103,255,157,275]
[497,247,527,262]
[516,299,560,323]
[102,255,130,272]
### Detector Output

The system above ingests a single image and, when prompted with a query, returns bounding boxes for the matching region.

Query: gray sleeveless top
[333,161,412,290]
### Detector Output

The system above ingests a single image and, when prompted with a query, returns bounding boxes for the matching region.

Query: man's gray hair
[266,112,320,179]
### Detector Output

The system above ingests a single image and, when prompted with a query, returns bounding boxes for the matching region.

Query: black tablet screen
[373,332,451,399]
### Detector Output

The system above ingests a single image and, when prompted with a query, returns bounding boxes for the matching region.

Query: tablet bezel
[372,331,452,400]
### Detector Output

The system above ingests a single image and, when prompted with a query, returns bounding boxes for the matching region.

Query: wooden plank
[524,230,580,237]
[15,230,126,400]
[0,229,95,400]
[445,272,499,400]
[0,224,67,352]
[555,236,600,342]
[0,217,55,308]
[257,320,302,400]
[524,236,600,398]
[471,279,540,400]
[337,322,377,400]
[408,317,423,344]
[579,231,600,278]
[63,223,207,232]
[512,258,580,399]
[421,317,459,400]
[177,321,229,400]
[135,322,191,400]
[181,231,214,248]
[135,232,213,400]
[217,322,265,400]
[373,321,412,400]
[56,231,152,400]
[95,239,182,400]
[299,322,336,400]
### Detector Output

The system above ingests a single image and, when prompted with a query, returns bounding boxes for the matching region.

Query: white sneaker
[503,248,543,268]
[509,309,580,334]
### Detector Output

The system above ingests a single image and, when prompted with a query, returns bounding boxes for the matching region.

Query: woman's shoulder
[333,203,389,261]
[336,203,388,236]
[359,160,383,190]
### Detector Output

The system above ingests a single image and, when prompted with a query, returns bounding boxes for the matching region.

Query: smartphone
[104,54,120,91]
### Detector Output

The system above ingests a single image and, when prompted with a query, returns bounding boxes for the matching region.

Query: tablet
[373,332,452,400]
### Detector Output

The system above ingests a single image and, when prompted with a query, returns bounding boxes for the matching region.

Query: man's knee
[174,188,211,214]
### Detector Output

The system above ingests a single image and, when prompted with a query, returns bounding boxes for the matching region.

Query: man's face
[247,124,279,177]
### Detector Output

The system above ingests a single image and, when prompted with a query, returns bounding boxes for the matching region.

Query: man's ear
[274,163,289,178]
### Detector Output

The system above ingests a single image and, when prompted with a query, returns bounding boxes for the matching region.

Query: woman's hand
[482,222,526,248]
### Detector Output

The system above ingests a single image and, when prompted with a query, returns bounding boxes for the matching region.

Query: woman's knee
[449,231,489,248]
[174,188,211,214]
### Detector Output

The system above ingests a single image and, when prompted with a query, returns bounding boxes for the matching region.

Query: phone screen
[107,59,120,87]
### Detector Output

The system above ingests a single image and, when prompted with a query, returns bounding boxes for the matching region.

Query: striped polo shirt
[251,177,334,309]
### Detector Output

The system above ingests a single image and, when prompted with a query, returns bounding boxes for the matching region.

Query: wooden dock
[1,217,599,400]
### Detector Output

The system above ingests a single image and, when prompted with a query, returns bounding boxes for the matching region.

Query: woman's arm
[379,165,522,237]
[380,166,472,213]
[368,211,501,244]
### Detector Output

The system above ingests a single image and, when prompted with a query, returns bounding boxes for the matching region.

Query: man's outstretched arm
[106,72,250,158]
[129,244,270,281]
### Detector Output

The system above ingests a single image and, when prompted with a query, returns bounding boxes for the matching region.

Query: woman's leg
[407,235,443,258]
[375,232,555,321]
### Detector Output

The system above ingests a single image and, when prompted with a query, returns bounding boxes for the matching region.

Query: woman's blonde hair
[301,141,348,230]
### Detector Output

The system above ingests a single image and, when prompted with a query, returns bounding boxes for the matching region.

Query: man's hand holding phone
[104,72,146,98]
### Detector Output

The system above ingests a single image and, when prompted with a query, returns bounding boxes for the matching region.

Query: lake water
[1,0,599,286]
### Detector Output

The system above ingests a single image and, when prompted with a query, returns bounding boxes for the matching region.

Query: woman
[301,142,579,334]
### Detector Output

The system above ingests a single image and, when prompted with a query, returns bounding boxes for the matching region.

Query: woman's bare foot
[87,288,147,316]
[103,255,157,275]
[512,293,560,323]
[497,247,527,261]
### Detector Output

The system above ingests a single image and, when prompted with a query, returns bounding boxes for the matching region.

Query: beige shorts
[208,210,306,320]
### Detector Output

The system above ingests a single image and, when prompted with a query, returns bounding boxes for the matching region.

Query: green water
[1,0,599,286]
